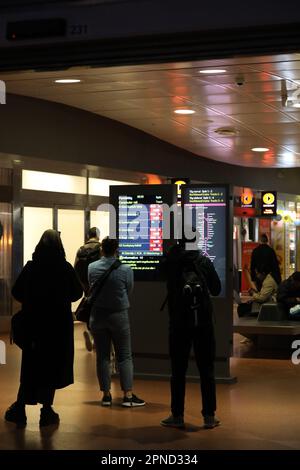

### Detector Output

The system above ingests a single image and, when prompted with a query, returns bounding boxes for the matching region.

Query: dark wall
[0,93,299,194]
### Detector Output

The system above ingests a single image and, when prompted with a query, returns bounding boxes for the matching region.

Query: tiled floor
[1,324,300,450]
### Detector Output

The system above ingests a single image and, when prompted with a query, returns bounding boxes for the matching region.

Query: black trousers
[169,321,216,418]
[17,383,55,406]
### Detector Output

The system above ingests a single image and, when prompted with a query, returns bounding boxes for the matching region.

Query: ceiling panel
[3,52,300,168]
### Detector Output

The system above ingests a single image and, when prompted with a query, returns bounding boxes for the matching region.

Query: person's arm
[252,276,275,303]
[126,267,134,296]
[88,263,93,287]
[66,262,84,301]
[74,247,81,268]
[11,262,31,303]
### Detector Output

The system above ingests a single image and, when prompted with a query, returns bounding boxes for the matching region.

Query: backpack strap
[160,294,168,312]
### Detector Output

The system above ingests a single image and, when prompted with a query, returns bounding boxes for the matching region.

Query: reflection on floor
[1,323,300,450]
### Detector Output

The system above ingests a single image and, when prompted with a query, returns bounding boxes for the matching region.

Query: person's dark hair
[292,271,300,283]
[101,237,118,256]
[260,233,269,243]
[88,227,100,240]
[33,229,65,262]
[256,263,271,275]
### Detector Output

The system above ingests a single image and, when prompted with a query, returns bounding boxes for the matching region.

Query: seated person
[277,271,300,318]
[237,265,278,317]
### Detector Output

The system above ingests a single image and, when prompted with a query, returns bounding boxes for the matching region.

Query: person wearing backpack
[160,240,221,429]
[74,227,101,351]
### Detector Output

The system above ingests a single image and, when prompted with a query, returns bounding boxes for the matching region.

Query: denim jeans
[92,310,133,392]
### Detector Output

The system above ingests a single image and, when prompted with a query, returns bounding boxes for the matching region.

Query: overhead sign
[240,192,254,208]
[261,191,277,216]
[171,178,190,204]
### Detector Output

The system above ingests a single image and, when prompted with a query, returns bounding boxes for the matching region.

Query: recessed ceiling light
[214,126,238,136]
[54,79,81,84]
[174,109,195,115]
[292,102,300,108]
[251,147,270,152]
[199,69,227,74]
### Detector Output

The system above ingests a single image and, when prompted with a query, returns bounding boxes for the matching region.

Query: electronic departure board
[182,185,228,296]
[110,185,176,280]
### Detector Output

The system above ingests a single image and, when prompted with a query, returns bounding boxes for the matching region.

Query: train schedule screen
[118,193,164,274]
[183,186,227,296]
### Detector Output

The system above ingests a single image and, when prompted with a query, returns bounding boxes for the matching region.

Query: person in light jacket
[88,237,145,407]
[238,264,278,317]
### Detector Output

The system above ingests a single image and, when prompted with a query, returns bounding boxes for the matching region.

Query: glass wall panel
[58,209,85,310]
[57,209,85,265]
[0,203,12,316]
[90,210,109,240]
[23,207,53,265]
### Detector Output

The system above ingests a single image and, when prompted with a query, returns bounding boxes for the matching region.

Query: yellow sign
[263,192,275,205]
[241,193,253,206]
[174,180,187,196]
[261,191,277,216]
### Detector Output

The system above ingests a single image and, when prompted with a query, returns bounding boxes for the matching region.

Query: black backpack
[180,257,209,325]
[75,242,101,290]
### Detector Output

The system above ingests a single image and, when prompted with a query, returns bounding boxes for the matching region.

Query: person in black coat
[5,229,83,427]
[250,234,281,289]
[160,241,221,430]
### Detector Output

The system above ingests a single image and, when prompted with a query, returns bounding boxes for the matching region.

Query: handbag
[75,259,121,324]
[289,304,300,320]
[10,310,28,349]
[75,297,92,324]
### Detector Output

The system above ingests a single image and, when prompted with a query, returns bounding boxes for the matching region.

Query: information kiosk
[110,184,234,382]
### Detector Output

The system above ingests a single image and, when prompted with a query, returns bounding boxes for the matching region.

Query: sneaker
[203,415,220,429]
[122,394,145,407]
[101,393,112,407]
[4,402,27,427]
[83,331,93,352]
[160,414,185,428]
[39,407,60,427]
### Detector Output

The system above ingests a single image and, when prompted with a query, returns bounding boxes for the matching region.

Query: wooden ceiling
[2,52,300,168]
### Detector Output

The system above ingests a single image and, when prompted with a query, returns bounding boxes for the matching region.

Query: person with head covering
[5,229,83,427]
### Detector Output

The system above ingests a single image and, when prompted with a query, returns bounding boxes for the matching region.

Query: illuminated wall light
[174,109,195,115]
[199,69,227,74]
[54,79,81,84]
[22,170,86,194]
[88,178,137,197]
[251,147,270,152]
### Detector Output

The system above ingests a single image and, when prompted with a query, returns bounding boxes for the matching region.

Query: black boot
[39,406,60,427]
[5,402,27,427]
